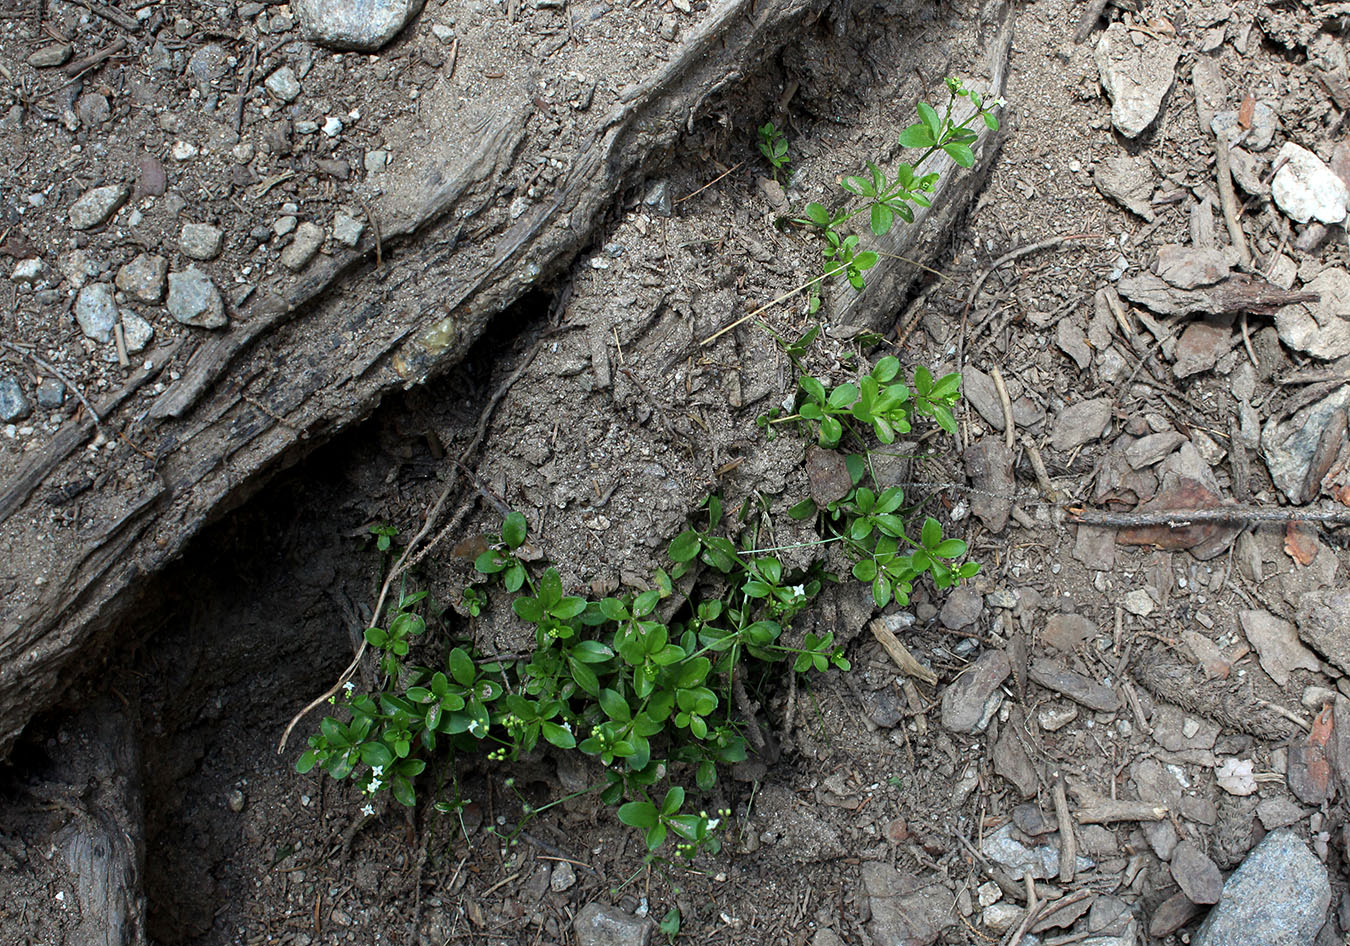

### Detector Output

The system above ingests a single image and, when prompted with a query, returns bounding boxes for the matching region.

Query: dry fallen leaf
[1118,477,1236,552]
[1238,94,1256,129]
[1284,522,1319,566]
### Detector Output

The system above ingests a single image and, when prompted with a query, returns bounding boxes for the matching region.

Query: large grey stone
[74,283,119,341]
[1051,398,1113,452]
[166,268,227,329]
[940,649,1009,733]
[862,861,955,946]
[115,253,167,303]
[280,222,325,271]
[573,902,651,946]
[1094,23,1180,137]
[1296,588,1350,676]
[1261,384,1350,503]
[294,0,426,51]
[69,183,129,230]
[179,223,225,261]
[1271,143,1349,225]
[1275,268,1350,360]
[0,376,31,422]
[1193,830,1329,946]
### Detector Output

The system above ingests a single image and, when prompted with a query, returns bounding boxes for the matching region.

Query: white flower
[790,584,806,599]
[343,681,355,694]
[367,777,383,793]
[361,804,375,817]
[706,819,721,831]
[371,764,384,777]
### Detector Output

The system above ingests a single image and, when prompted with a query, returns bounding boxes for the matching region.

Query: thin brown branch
[1069,503,1350,528]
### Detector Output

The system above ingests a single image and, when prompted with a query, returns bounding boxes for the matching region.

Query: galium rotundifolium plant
[796,75,1001,312]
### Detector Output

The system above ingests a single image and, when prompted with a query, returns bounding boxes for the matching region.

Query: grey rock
[364,150,389,174]
[863,862,955,946]
[0,376,31,422]
[1051,398,1112,452]
[642,180,673,217]
[549,859,576,892]
[179,223,225,261]
[294,0,427,50]
[1271,143,1349,225]
[119,309,154,353]
[1057,318,1093,370]
[1296,588,1350,676]
[1125,431,1186,469]
[964,438,1013,533]
[76,92,110,126]
[69,184,129,230]
[1041,613,1096,653]
[115,254,168,303]
[1094,153,1156,220]
[166,268,227,329]
[35,377,66,409]
[137,155,168,197]
[1228,147,1270,196]
[1173,316,1232,379]
[332,211,365,247]
[11,258,47,285]
[188,43,230,86]
[1193,830,1330,946]
[940,649,1009,734]
[265,66,302,103]
[1151,892,1201,938]
[280,222,325,271]
[939,585,983,630]
[811,931,847,946]
[1262,384,1350,503]
[1144,819,1179,860]
[1094,23,1180,137]
[1239,609,1319,686]
[1172,841,1223,904]
[1211,102,1277,151]
[74,283,119,342]
[1155,244,1230,289]
[981,823,1092,880]
[1028,658,1120,711]
[1151,703,1218,752]
[1275,268,1350,360]
[1256,797,1308,831]
[573,902,651,946]
[28,44,72,68]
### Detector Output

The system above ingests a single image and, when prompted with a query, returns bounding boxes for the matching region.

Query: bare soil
[3,0,1350,944]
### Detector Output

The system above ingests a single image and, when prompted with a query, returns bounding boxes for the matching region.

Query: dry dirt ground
[3,0,1350,944]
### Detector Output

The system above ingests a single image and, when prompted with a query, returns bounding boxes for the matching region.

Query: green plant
[796,76,1000,312]
[298,82,989,867]
[757,121,791,181]
[659,906,682,941]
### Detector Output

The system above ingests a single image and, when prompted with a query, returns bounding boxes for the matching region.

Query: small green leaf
[870,203,894,236]
[513,597,544,623]
[391,776,417,807]
[660,907,681,937]
[296,749,320,774]
[618,801,659,828]
[799,375,827,405]
[788,498,818,520]
[934,538,967,558]
[944,142,975,168]
[984,111,999,130]
[668,530,702,563]
[917,101,941,139]
[854,251,878,271]
[598,688,632,722]
[930,402,957,434]
[661,785,686,816]
[898,122,933,149]
[541,720,576,749]
[921,517,943,549]
[448,647,476,687]
[501,511,527,548]
[571,639,615,663]
[805,202,830,227]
